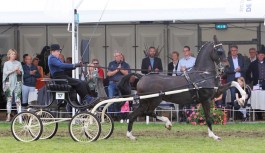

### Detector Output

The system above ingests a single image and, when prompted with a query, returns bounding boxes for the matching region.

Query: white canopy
[0,0,265,24]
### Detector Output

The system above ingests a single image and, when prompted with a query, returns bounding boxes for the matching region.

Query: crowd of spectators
[2,44,265,122]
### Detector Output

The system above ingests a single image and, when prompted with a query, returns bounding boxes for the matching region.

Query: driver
[48,44,99,107]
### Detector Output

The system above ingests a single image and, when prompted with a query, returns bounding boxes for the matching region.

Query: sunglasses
[55,49,62,53]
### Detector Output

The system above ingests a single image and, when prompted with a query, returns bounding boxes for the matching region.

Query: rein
[82,64,221,77]
[117,74,218,98]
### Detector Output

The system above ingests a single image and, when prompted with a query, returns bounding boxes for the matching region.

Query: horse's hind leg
[202,101,221,141]
[146,99,172,130]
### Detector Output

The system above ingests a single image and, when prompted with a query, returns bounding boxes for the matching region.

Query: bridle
[213,42,226,77]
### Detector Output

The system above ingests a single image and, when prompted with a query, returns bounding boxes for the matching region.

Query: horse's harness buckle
[183,71,199,90]
[183,71,200,102]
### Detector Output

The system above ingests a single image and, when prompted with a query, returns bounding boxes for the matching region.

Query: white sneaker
[126,119,129,123]
[120,119,124,123]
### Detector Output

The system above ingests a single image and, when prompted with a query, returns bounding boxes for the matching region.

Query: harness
[183,41,224,102]
[183,70,200,102]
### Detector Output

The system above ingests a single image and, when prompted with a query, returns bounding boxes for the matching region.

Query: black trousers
[53,72,91,99]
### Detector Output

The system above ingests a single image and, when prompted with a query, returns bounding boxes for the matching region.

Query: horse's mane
[194,42,214,68]
[197,42,213,54]
[117,73,143,96]
[37,46,50,74]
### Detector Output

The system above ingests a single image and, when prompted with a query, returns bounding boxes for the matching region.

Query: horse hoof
[127,136,137,140]
[215,137,221,141]
[165,125,172,130]
[127,131,137,140]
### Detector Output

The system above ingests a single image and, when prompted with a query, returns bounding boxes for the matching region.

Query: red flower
[191,122,197,125]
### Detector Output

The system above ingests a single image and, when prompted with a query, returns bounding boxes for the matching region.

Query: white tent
[1,0,265,78]
[0,0,265,24]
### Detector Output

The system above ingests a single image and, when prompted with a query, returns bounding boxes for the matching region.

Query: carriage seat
[46,84,72,92]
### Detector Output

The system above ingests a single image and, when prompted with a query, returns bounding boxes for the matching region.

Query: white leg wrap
[126,131,136,140]
[208,128,221,141]
[157,116,172,130]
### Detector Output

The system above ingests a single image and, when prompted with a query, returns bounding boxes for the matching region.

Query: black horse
[118,36,246,141]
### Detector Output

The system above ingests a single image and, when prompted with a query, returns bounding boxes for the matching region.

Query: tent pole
[72,9,79,116]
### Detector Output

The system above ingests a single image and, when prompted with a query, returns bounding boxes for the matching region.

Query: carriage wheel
[35,110,58,139]
[97,112,114,140]
[11,112,43,142]
[69,112,101,142]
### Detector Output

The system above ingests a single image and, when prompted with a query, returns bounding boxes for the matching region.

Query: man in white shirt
[177,46,196,75]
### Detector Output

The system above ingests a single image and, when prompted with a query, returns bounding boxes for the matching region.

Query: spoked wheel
[96,112,114,140]
[11,112,43,142]
[69,112,101,142]
[35,110,58,139]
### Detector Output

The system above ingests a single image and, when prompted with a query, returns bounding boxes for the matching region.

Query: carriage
[10,36,247,142]
[10,78,194,142]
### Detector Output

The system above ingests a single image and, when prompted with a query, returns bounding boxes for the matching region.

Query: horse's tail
[117,73,143,96]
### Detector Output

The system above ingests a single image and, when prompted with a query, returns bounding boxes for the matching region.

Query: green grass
[1,122,265,153]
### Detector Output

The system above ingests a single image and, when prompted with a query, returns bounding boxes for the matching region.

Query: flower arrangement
[187,101,227,125]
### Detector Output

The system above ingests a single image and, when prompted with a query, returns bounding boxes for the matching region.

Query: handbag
[17,74,22,82]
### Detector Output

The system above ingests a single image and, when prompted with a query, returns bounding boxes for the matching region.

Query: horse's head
[211,35,229,73]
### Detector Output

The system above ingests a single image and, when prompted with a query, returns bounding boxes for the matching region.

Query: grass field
[1,121,265,153]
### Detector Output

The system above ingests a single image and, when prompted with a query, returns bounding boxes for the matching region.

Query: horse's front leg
[126,103,146,140]
[202,101,221,141]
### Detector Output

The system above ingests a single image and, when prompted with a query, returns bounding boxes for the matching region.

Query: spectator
[22,55,41,107]
[107,51,130,119]
[224,45,246,106]
[246,48,265,120]
[244,48,257,85]
[2,49,23,122]
[246,49,265,86]
[176,46,195,122]
[168,51,179,76]
[86,63,98,97]
[176,46,196,75]
[141,47,163,74]
[33,57,44,78]
[91,58,104,80]
[21,54,28,66]
[48,44,99,107]
[234,77,251,121]
[248,48,257,63]
[33,57,46,90]
[86,59,107,98]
